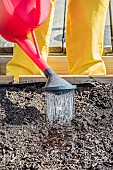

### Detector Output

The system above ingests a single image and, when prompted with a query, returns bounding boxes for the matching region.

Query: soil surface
[0,82,113,170]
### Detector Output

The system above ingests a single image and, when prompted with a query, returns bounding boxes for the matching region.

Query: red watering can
[0,0,76,91]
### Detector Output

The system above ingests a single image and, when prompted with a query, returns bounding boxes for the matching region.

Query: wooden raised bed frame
[1,75,113,85]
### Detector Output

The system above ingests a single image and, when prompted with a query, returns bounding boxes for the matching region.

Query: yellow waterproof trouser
[6,0,56,81]
[6,0,109,81]
[66,0,110,75]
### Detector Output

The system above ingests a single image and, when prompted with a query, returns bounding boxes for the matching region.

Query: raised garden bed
[0,82,113,169]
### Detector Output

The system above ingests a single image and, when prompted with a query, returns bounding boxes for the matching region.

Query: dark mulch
[0,82,113,170]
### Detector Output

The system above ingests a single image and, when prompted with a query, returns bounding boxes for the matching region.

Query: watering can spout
[15,31,76,91]
[15,35,49,72]
[15,35,76,91]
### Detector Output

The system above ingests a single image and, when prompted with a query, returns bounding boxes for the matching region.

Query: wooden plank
[47,56,68,75]
[19,75,113,84]
[0,74,113,85]
[19,75,46,83]
[0,55,12,64]
[102,56,113,74]
[0,55,12,75]
[49,0,66,53]
[103,7,112,53]
[0,75,14,84]
[47,55,113,75]
[0,36,13,54]
[109,0,113,36]
[0,55,113,75]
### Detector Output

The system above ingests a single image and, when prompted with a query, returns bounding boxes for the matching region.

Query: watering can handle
[31,30,39,54]
[15,35,50,72]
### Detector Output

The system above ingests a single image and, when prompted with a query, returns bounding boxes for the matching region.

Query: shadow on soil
[0,89,45,125]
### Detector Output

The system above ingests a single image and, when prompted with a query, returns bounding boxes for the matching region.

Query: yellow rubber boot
[6,0,56,81]
[66,0,110,75]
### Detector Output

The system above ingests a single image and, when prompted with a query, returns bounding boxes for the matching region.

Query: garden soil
[0,82,113,170]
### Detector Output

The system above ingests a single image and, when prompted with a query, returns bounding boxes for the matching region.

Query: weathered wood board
[49,0,66,53]
[103,6,112,53]
[19,75,113,85]
[110,0,113,36]
[0,55,113,75]
[0,75,14,84]
[1,74,113,85]
[0,55,12,75]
